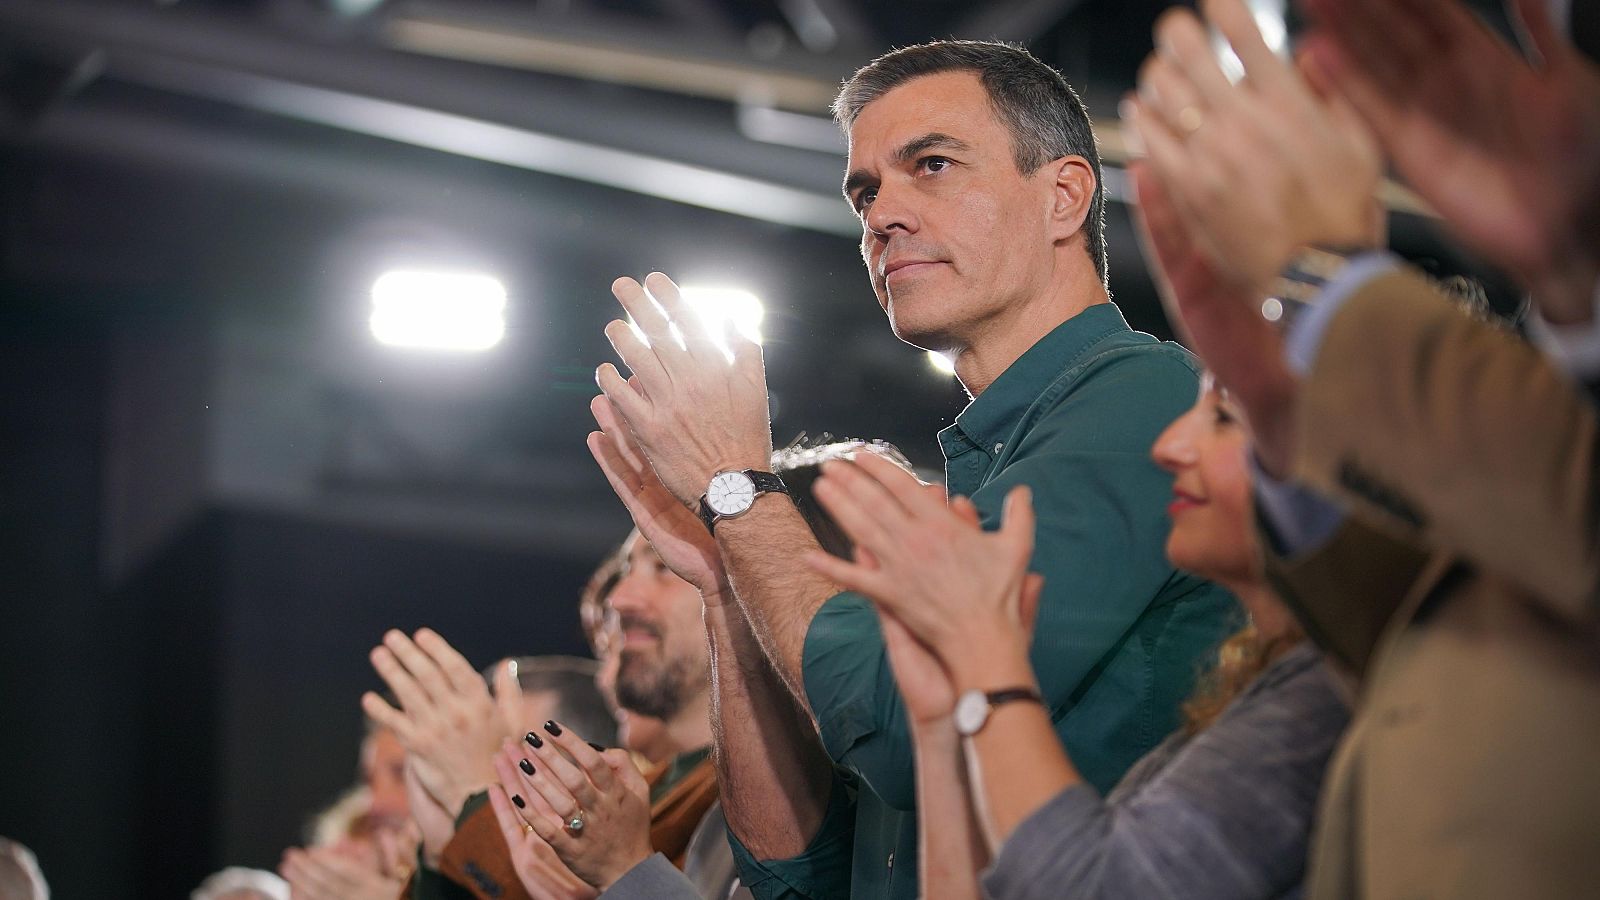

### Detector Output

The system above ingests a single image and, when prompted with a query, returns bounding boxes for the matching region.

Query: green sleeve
[727,769,857,899]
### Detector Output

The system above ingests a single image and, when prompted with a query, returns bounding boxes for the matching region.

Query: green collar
[940,302,1131,459]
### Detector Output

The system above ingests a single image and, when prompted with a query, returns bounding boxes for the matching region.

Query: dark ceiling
[0,0,1519,559]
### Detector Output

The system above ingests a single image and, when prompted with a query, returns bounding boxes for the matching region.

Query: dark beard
[615,650,695,721]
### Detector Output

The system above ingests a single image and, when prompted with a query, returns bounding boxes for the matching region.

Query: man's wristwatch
[698,469,790,533]
[953,686,1045,738]
[1266,245,1369,330]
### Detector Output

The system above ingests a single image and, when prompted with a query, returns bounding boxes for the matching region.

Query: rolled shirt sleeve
[726,768,857,900]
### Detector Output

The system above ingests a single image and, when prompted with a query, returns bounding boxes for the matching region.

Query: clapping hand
[588,394,726,597]
[1126,0,1384,299]
[279,834,409,900]
[1301,0,1600,322]
[802,454,1043,693]
[362,630,520,820]
[594,272,773,512]
[488,720,654,892]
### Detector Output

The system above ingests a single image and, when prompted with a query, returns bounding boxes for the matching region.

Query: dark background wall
[0,1,1534,896]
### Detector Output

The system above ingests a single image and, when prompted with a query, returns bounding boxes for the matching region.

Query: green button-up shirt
[731,303,1236,899]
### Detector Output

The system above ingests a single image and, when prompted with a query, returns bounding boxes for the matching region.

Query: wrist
[910,712,961,743]
[700,582,735,610]
[946,628,1036,696]
[596,847,654,891]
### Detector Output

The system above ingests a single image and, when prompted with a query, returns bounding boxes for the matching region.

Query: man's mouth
[619,617,662,647]
[882,259,944,282]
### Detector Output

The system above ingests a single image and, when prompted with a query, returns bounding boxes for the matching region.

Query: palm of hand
[511,837,600,900]
[405,762,457,865]
[1397,48,1600,277]
[629,463,723,590]
[589,397,723,592]
[889,529,1028,652]
[879,611,956,723]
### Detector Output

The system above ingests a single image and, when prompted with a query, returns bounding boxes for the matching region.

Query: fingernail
[519,758,535,776]
[512,794,526,809]
[525,732,544,749]
[544,720,563,736]
[587,742,605,753]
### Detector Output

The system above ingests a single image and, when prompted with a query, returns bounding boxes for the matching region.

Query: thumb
[949,493,982,527]
[1019,573,1046,634]
[1000,484,1036,555]
[494,658,525,737]
[609,749,651,801]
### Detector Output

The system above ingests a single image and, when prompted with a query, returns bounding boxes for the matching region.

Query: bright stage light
[680,285,765,347]
[927,350,957,376]
[1214,0,1288,82]
[369,270,507,351]
[629,285,765,359]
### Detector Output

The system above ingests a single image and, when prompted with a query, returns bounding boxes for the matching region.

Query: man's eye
[918,157,951,174]
[856,188,877,211]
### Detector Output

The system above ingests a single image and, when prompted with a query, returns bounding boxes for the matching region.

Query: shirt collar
[943,302,1132,454]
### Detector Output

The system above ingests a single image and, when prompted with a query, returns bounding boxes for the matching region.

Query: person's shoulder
[1025,335,1202,435]
[1071,331,1202,386]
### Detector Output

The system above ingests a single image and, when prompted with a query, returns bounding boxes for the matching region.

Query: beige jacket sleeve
[1288,267,1599,622]
[1261,514,1437,680]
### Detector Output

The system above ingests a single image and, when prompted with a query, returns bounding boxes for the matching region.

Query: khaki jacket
[1264,268,1600,900]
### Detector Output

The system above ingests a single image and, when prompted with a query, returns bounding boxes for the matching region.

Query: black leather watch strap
[698,469,790,534]
[748,470,790,496]
[985,687,1044,709]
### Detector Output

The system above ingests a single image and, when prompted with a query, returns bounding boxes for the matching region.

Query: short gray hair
[833,40,1107,286]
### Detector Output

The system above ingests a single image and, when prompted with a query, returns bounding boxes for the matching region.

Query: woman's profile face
[1150,373,1259,586]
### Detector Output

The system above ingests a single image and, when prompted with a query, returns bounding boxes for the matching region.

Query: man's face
[359,727,409,832]
[606,534,709,722]
[844,71,1058,351]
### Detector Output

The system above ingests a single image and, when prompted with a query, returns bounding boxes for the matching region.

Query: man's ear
[1046,155,1097,243]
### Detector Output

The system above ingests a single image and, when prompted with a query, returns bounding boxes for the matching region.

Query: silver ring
[566,809,586,835]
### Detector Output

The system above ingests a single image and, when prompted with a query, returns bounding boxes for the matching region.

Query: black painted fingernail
[525,731,544,749]
[512,794,526,809]
[519,758,535,776]
[544,720,563,736]
[587,742,605,753]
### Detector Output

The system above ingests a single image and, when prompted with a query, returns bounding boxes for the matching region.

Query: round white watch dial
[954,689,989,737]
[706,471,758,517]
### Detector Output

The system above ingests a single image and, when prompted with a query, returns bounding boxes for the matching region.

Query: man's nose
[865,182,919,237]
[607,574,651,614]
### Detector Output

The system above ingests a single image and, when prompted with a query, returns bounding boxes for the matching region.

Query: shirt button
[887,852,894,871]
[993,442,1004,455]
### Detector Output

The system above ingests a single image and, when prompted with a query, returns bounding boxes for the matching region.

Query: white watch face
[954,689,989,737]
[706,471,758,517]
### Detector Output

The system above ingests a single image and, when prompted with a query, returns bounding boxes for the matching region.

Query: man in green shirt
[587,40,1234,899]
